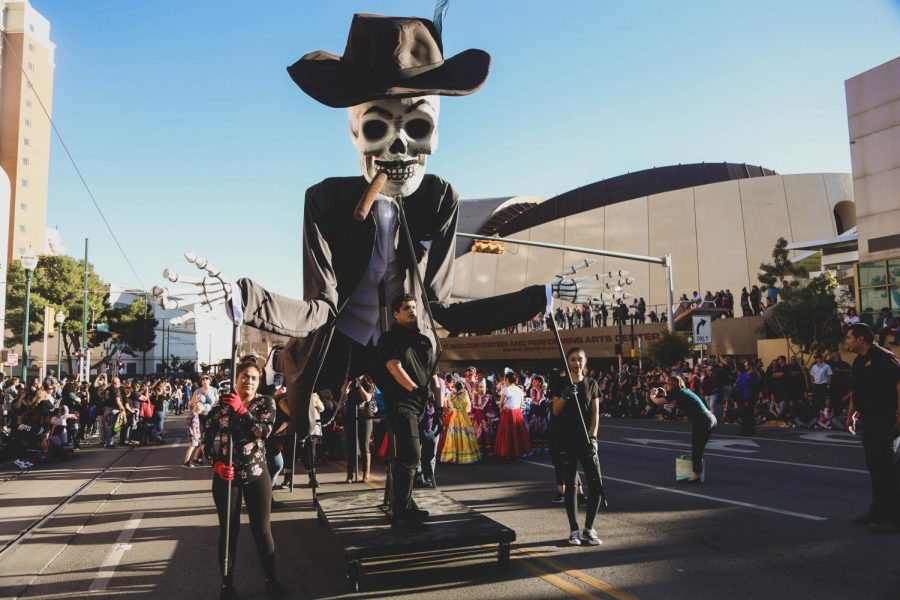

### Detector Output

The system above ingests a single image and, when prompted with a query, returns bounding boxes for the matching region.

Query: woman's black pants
[212,467,276,584]
[691,413,717,475]
[554,446,603,532]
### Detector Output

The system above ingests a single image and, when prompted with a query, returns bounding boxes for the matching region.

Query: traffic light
[471,239,505,254]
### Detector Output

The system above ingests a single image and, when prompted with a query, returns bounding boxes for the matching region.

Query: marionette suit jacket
[234,174,547,435]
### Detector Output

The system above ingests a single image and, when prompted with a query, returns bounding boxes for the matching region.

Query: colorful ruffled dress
[439,391,481,464]
[494,385,532,458]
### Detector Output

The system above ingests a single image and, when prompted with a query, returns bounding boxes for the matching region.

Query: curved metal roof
[496,162,778,237]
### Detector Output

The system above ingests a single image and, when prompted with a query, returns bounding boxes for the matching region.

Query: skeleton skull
[348,96,440,198]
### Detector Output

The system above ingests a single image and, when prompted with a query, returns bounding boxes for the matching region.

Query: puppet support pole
[223,321,240,578]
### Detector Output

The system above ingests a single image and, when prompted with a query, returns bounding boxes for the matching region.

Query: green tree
[6,255,110,370]
[765,271,841,361]
[647,332,692,368]
[758,237,807,295]
[758,238,842,360]
[106,296,157,359]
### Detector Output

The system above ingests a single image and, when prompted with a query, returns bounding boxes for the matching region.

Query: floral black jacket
[203,394,275,486]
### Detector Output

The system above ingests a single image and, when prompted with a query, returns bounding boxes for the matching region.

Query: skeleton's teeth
[384,165,415,181]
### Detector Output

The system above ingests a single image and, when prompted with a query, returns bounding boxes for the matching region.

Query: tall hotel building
[0,0,54,265]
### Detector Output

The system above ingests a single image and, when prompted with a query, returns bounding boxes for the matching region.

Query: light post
[20,249,39,381]
[55,311,66,378]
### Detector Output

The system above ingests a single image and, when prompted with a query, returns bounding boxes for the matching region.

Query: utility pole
[81,239,89,382]
[142,291,148,376]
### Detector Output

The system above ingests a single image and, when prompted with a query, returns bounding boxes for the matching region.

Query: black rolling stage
[315,488,515,591]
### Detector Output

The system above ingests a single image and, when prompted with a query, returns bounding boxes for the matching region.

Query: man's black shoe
[852,511,877,525]
[868,521,900,535]
[551,491,565,504]
[271,499,284,510]
[307,479,319,489]
[407,507,429,519]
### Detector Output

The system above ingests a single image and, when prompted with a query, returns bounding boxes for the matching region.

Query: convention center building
[453,162,855,315]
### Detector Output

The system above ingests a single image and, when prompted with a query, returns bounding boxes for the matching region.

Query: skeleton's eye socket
[362,120,389,141]
[404,118,432,139]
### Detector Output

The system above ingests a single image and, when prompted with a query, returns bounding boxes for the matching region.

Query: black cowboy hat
[287,13,490,108]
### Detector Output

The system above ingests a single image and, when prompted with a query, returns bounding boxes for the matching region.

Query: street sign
[96,323,110,332]
[6,352,18,367]
[693,316,712,344]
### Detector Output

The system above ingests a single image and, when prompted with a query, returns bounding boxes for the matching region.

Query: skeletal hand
[551,260,635,305]
[151,252,235,325]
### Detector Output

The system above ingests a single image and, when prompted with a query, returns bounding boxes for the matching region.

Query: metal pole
[456,232,666,265]
[82,239,89,382]
[57,321,63,377]
[22,269,33,381]
[665,253,675,334]
[223,320,240,579]
[629,319,635,364]
[638,336,643,371]
[162,319,167,373]
[617,312,623,373]
[41,306,49,380]
[142,292,148,376]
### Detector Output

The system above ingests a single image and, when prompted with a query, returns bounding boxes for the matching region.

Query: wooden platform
[315,488,515,591]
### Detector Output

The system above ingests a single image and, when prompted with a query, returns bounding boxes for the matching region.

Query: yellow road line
[517,558,599,599]
[517,547,640,600]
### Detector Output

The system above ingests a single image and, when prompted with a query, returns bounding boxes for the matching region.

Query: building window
[19,203,27,211]
[24,118,30,127]
[29,24,34,32]
[28,43,34,52]
[20,179,27,188]
[18,247,24,255]
[23,138,30,146]
[25,99,32,108]
[857,259,900,326]
[19,225,25,233]
[27,62,33,71]
[22,157,29,166]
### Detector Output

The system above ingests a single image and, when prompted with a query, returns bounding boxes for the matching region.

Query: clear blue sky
[37,0,900,298]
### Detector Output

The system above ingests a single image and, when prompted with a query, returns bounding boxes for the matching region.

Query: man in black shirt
[845,323,900,534]
[377,294,438,529]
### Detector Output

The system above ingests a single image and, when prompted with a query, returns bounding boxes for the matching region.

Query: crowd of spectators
[0,370,213,470]
[310,346,859,477]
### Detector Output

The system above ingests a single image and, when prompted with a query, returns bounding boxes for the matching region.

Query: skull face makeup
[348,96,440,198]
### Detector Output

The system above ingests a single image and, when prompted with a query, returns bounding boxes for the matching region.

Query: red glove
[213,461,234,481]
[221,392,246,416]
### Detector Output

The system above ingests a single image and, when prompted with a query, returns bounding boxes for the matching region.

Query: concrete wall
[846,57,900,262]
[452,173,852,312]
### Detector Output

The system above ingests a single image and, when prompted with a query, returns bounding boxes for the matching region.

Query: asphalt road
[0,418,896,600]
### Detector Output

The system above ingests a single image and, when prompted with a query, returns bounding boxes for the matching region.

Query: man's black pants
[861,413,900,523]
[387,411,420,519]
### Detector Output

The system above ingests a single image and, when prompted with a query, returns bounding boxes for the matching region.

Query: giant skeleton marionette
[153,13,624,440]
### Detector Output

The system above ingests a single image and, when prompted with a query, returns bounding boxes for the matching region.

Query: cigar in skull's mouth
[353,171,388,221]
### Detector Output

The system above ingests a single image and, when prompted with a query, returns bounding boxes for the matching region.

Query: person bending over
[650,376,717,483]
